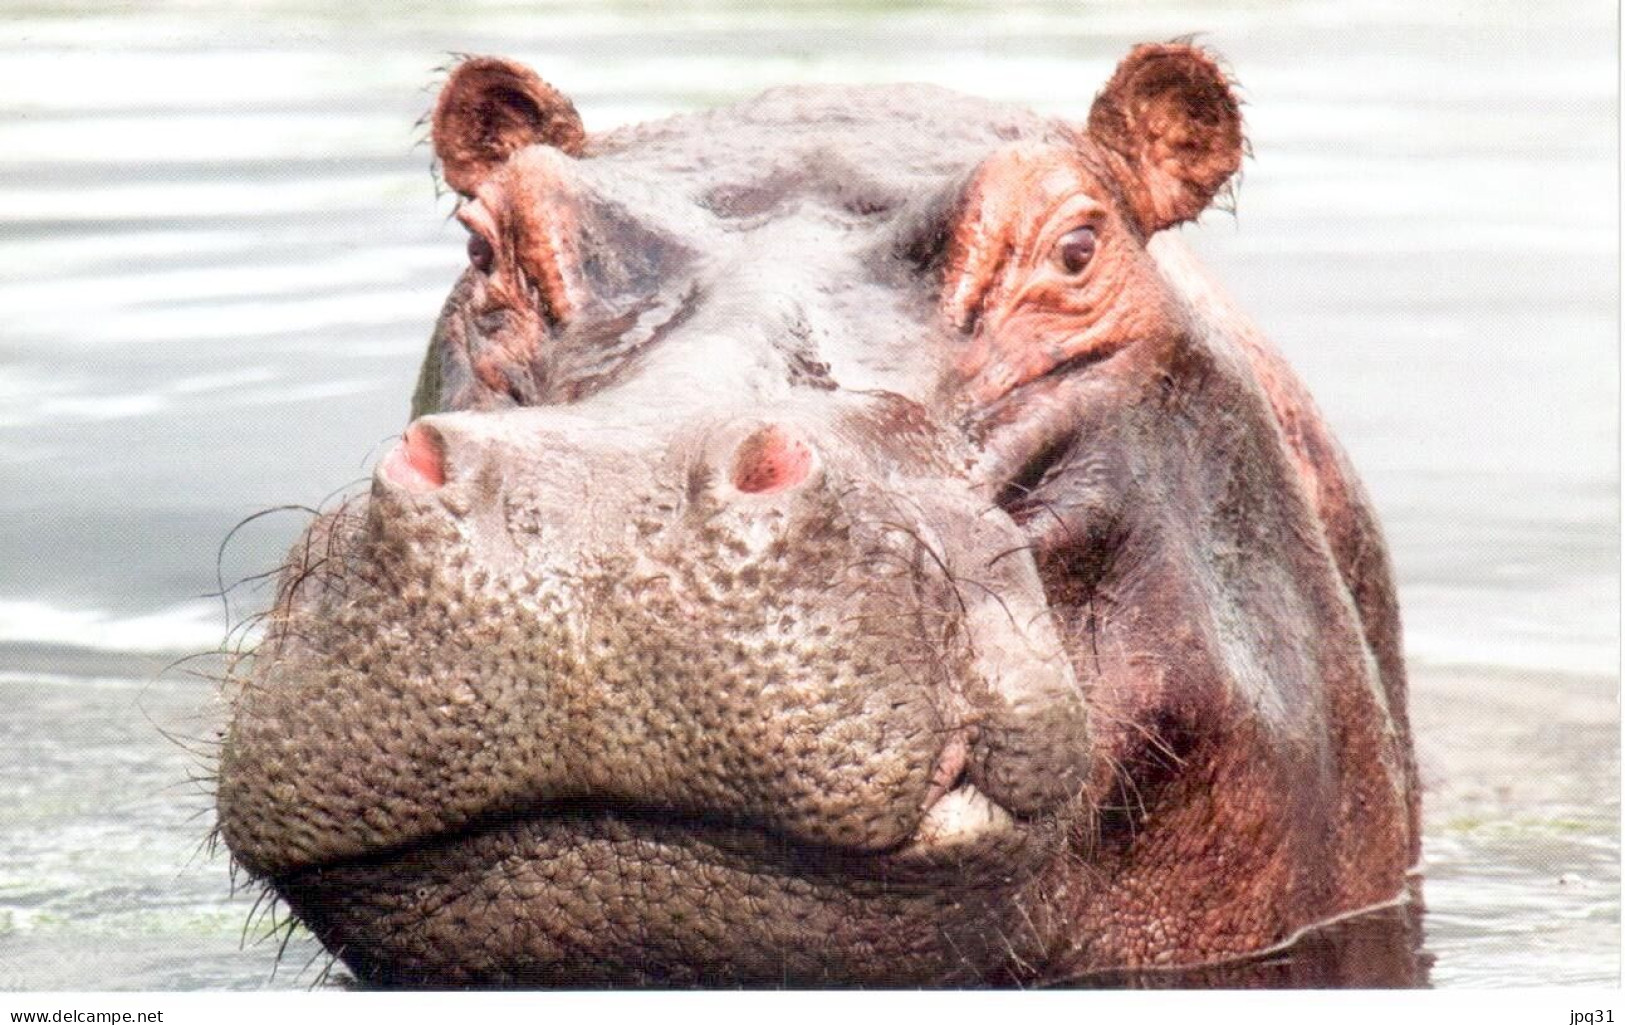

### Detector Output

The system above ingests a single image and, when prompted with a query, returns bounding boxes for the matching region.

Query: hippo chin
[215,44,1421,987]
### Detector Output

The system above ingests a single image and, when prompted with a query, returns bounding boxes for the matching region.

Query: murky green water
[0,0,1616,989]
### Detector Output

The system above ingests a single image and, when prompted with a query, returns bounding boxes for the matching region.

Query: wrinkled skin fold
[215,44,1422,987]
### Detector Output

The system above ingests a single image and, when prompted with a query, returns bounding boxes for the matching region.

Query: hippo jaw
[268,800,1059,988]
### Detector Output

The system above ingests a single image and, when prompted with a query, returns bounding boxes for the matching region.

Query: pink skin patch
[730,425,814,495]
[379,423,445,492]
[920,730,971,813]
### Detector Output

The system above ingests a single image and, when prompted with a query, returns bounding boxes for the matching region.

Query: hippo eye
[1054,226,1097,275]
[466,232,495,274]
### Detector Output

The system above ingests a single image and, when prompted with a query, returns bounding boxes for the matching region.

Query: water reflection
[1057,897,1432,989]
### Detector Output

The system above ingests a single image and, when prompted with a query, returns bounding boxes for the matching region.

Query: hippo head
[216,45,1420,987]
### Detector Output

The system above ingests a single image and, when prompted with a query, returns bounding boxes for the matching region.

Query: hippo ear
[1085,44,1244,234]
[432,56,586,195]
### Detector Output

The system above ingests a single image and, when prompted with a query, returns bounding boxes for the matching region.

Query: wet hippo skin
[215,44,1423,987]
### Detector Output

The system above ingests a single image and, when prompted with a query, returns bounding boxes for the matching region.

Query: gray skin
[215,46,1421,987]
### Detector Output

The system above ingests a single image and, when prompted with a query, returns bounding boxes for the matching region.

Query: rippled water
[0,0,1616,989]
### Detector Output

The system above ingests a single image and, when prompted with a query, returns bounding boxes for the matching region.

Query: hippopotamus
[214,43,1421,987]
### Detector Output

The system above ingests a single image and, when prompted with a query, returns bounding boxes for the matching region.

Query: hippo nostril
[380,421,446,492]
[729,424,815,495]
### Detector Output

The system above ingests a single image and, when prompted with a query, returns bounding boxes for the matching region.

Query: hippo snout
[219,401,1088,886]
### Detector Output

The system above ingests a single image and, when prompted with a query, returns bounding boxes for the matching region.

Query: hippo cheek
[897,491,1093,819]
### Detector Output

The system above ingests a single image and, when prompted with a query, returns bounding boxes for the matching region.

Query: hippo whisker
[214,503,321,620]
[238,880,281,952]
[293,940,342,991]
[266,905,304,982]
[308,947,345,990]
[984,539,1042,569]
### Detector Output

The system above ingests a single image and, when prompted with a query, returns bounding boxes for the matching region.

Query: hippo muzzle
[220,396,1092,984]
[215,43,1421,987]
